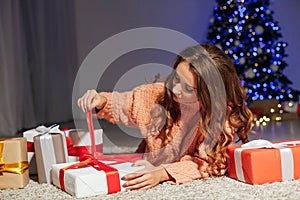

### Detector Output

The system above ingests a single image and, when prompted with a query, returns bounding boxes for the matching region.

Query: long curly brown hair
[158,43,253,173]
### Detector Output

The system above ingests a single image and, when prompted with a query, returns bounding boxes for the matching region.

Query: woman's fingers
[122,173,151,190]
[77,89,98,112]
[133,160,150,167]
[86,92,95,111]
[122,172,143,181]
[121,164,168,190]
[77,96,86,112]
[82,93,88,112]
[81,92,90,112]
[125,180,150,190]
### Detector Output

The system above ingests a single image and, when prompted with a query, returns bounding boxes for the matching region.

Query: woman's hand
[77,89,107,112]
[122,160,171,190]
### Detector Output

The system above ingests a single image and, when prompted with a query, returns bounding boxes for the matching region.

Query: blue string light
[207,0,299,103]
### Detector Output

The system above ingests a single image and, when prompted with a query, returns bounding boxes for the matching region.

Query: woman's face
[172,61,198,104]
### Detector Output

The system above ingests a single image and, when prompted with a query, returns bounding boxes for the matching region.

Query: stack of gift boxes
[1,111,143,198]
[2,111,300,197]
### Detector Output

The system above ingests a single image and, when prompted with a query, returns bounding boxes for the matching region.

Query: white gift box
[23,125,63,174]
[51,161,144,198]
[64,129,103,162]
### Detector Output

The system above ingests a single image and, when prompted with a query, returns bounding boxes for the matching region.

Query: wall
[270,1,300,92]
[73,0,300,93]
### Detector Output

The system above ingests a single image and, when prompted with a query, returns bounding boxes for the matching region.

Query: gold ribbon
[0,139,28,175]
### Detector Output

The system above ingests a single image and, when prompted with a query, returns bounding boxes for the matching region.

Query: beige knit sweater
[97,83,228,184]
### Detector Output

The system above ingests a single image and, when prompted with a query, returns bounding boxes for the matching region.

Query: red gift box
[227,140,300,184]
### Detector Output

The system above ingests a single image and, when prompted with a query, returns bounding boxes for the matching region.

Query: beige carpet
[1,174,300,200]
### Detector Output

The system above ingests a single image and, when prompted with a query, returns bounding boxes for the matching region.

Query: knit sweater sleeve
[162,157,209,184]
[162,134,228,184]
[162,155,227,184]
[96,83,164,129]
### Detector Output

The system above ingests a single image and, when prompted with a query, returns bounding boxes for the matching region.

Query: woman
[77,43,253,190]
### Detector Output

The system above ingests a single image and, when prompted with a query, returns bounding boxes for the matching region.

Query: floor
[250,118,300,142]
[62,117,300,153]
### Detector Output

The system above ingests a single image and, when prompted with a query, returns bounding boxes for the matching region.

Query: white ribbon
[280,148,294,181]
[234,139,300,182]
[241,139,300,149]
[36,124,61,133]
[234,148,245,182]
[39,125,69,183]
[40,133,57,183]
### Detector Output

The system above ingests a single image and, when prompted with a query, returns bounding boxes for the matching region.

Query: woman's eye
[185,85,194,93]
[174,74,180,83]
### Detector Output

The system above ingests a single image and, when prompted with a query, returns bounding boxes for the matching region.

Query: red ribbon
[65,111,100,157]
[59,151,121,194]
[66,136,103,157]
[86,111,96,156]
[27,142,35,152]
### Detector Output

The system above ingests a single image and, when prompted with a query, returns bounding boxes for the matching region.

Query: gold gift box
[0,137,29,189]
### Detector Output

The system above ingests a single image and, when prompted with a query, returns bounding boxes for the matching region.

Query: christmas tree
[207,0,299,103]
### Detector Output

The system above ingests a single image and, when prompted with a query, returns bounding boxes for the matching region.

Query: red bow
[59,153,121,194]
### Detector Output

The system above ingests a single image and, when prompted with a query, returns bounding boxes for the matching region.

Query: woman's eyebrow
[185,83,197,89]
[175,71,196,89]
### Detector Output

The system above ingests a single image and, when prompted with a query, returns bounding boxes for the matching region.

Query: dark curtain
[0,0,78,137]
